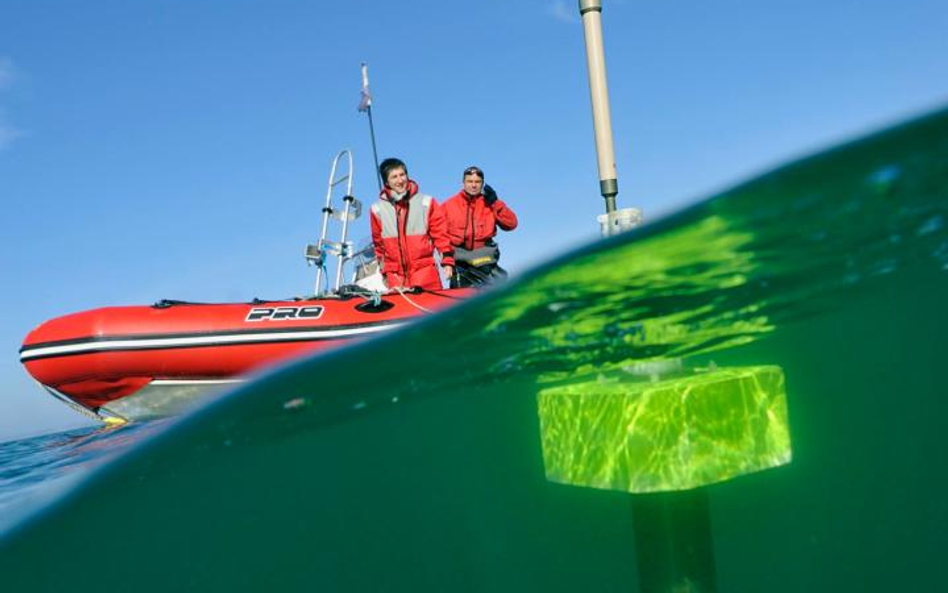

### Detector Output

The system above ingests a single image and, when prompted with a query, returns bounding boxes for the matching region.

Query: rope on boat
[393,286,434,314]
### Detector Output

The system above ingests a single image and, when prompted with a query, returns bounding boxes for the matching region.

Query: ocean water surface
[0,107,946,592]
[0,422,165,532]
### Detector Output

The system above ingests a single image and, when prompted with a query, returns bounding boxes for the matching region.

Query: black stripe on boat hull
[19,321,404,362]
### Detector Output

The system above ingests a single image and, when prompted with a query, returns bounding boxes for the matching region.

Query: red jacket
[370,181,454,291]
[443,191,518,251]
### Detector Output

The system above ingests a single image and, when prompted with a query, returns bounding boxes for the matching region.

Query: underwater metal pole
[631,490,718,593]
[578,0,618,215]
[359,63,383,192]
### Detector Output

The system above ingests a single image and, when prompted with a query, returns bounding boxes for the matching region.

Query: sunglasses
[463,166,484,178]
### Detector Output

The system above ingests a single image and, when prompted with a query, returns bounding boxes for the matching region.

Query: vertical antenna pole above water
[359,62,382,192]
[578,0,618,215]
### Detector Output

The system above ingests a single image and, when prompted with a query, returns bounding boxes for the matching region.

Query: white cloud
[548,1,579,24]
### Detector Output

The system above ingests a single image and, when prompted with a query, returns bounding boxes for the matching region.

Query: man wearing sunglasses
[442,166,519,288]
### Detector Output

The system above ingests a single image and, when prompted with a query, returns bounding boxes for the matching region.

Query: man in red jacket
[442,166,518,287]
[370,158,454,291]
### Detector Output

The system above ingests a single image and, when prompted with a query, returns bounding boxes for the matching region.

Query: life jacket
[443,190,518,251]
[370,181,454,291]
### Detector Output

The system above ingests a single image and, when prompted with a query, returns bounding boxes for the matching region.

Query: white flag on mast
[357,62,372,112]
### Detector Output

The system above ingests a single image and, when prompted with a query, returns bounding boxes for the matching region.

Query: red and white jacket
[370,180,455,291]
[442,190,518,251]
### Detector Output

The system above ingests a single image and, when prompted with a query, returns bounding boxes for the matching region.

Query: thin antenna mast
[358,62,382,192]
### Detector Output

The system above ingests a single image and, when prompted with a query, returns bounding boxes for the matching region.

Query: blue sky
[1,0,945,440]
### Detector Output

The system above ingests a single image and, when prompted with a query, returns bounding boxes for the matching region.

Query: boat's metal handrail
[307,150,363,296]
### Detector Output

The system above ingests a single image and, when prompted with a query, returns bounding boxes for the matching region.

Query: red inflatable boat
[20,149,488,422]
[20,289,472,422]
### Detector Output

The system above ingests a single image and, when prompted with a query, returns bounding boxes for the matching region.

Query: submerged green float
[538,366,791,493]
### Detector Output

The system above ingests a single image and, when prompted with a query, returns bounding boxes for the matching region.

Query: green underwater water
[1,107,947,592]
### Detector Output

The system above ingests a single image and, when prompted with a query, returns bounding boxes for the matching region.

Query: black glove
[483,184,498,206]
